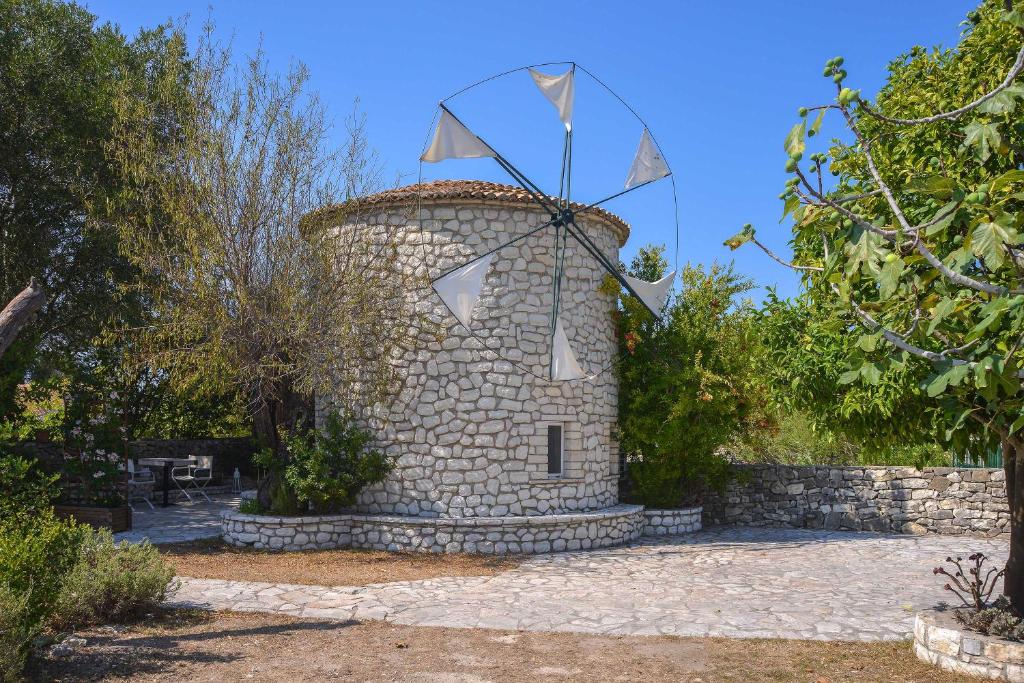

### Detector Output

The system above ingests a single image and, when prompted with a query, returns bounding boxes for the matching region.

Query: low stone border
[914,609,1024,681]
[223,504,646,554]
[642,507,702,536]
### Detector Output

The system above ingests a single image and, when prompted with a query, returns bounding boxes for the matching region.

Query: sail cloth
[551,318,587,381]
[624,271,676,317]
[529,67,575,132]
[432,253,494,327]
[624,129,670,189]
[421,110,495,163]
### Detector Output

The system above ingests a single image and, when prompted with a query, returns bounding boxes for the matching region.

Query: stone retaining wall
[222,504,647,554]
[914,609,1024,682]
[642,508,702,536]
[704,465,1008,537]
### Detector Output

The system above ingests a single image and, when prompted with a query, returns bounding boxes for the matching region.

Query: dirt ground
[159,539,520,585]
[30,610,976,683]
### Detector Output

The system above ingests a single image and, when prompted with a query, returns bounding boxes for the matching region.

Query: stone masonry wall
[322,196,625,519]
[222,504,646,554]
[642,508,703,536]
[704,465,1008,538]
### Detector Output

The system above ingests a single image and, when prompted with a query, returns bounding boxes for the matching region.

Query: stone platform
[222,504,647,554]
[914,609,1024,681]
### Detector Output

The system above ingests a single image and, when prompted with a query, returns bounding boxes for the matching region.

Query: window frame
[546,422,564,477]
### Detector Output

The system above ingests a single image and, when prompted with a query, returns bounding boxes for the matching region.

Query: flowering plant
[60,391,127,507]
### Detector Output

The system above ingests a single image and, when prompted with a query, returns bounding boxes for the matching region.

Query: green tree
[616,247,758,507]
[105,25,422,506]
[727,1,1024,608]
[0,0,181,409]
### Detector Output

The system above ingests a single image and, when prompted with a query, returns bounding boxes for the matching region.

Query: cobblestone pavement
[169,527,1008,641]
[115,494,239,545]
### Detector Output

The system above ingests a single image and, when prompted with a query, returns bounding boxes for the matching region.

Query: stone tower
[318,180,629,520]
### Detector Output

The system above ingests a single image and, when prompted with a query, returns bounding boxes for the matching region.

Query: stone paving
[169,526,1008,641]
[115,494,239,545]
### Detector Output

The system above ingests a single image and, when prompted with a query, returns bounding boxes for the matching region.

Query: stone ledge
[222,505,646,554]
[642,507,703,536]
[914,609,1024,682]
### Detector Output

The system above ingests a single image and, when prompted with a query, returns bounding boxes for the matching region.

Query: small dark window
[547,424,563,475]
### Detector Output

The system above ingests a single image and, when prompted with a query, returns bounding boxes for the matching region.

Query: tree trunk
[251,382,313,510]
[1004,439,1023,612]
[0,278,46,360]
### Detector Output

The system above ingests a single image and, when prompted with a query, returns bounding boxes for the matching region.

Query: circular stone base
[642,507,702,536]
[914,609,1024,682]
[222,504,645,554]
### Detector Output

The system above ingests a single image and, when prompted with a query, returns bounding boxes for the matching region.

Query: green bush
[617,253,755,507]
[256,413,392,515]
[0,450,60,524]
[0,585,33,682]
[0,513,83,679]
[283,414,391,512]
[50,528,175,631]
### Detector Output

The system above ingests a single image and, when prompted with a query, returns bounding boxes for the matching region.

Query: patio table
[138,457,192,507]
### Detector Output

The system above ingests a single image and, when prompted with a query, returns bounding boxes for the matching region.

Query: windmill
[420,62,677,382]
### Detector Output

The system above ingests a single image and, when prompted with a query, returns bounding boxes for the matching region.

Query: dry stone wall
[324,197,625,519]
[643,508,702,536]
[704,464,1008,538]
[222,504,646,554]
[914,609,1024,682]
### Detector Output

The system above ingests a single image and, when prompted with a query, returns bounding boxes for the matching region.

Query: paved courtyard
[169,526,1008,641]
[115,494,239,545]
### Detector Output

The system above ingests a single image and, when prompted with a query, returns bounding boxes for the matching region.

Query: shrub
[256,413,392,515]
[617,255,754,507]
[50,528,175,631]
[0,450,60,524]
[237,497,263,514]
[955,597,1024,642]
[0,513,82,679]
[0,585,33,682]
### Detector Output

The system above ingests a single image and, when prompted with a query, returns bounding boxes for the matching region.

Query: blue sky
[84,0,977,300]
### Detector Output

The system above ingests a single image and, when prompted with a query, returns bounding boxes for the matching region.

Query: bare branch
[0,278,46,359]
[750,237,823,272]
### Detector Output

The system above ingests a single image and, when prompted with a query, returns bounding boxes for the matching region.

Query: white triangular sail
[432,253,494,327]
[421,109,495,163]
[624,129,670,189]
[551,317,586,381]
[624,270,675,317]
[529,67,574,131]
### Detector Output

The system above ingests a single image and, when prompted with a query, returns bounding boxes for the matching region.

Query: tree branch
[0,278,46,359]
[858,45,1024,126]
[750,237,823,272]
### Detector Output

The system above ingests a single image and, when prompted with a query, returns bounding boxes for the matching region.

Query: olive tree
[106,25,421,503]
[727,1,1024,608]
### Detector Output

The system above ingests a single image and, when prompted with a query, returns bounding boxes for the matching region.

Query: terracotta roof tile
[320,180,630,242]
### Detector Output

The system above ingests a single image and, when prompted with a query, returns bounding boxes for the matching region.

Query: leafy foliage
[727,1,1024,607]
[49,528,175,631]
[617,248,757,507]
[0,0,184,417]
[955,596,1024,640]
[104,23,424,466]
[254,413,392,514]
[0,512,83,674]
[0,449,59,524]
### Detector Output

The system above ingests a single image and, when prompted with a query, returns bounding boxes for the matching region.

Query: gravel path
[168,526,1008,641]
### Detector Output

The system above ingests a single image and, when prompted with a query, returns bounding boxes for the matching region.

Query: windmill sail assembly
[419,62,679,382]
[303,62,681,544]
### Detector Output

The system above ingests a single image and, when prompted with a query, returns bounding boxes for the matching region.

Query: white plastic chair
[172,455,213,502]
[127,459,155,511]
